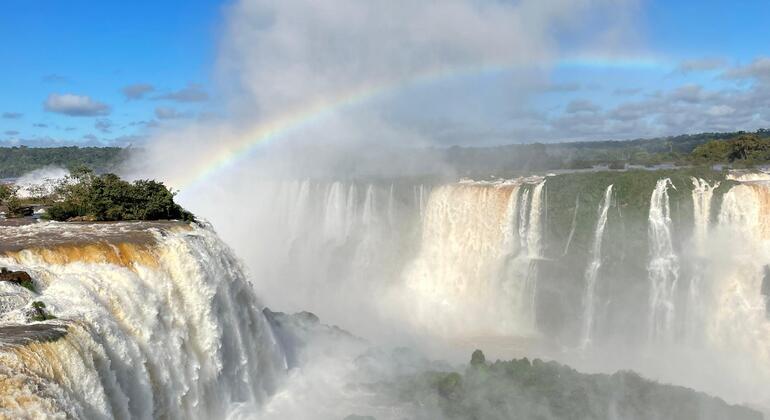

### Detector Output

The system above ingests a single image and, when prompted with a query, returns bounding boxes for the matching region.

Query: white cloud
[155,84,209,102]
[154,106,184,119]
[677,57,727,73]
[723,57,770,84]
[95,118,112,133]
[44,93,111,116]
[122,83,155,100]
[706,105,735,117]
[669,84,707,103]
[566,99,600,113]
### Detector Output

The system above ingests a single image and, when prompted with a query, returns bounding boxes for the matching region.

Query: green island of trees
[1,167,193,222]
[376,350,761,420]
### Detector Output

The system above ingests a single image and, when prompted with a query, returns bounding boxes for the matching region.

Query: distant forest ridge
[2,128,769,178]
[0,146,127,178]
[440,128,770,176]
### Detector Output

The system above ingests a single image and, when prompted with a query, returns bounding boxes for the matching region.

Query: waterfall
[580,184,613,348]
[563,194,580,256]
[647,178,679,342]
[176,175,770,411]
[691,178,719,254]
[522,181,545,328]
[413,184,427,220]
[686,178,719,340]
[387,184,395,226]
[322,182,348,244]
[0,223,286,419]
[526,181,545,258]
[402,179,544,336]
[361,184,376,226]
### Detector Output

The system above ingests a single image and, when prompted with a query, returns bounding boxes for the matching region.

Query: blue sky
[1,0,769,146]
[0,0,221,145]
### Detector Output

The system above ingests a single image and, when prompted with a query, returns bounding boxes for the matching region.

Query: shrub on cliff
[44,167,194,222]
[0,183,12,201]
[0,184,31,218]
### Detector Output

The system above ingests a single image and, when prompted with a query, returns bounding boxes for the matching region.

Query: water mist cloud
[126,0,643,369]
[134,0,638,186]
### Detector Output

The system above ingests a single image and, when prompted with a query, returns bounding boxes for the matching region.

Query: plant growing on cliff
[0,185,27,217]
[44,167,194,222]
[0,183,12,201]
[30,301,56,322]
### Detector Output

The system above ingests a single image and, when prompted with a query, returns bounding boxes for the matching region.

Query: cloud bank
[44,93,111,117]
[136,0,638,185]
[122,83,155,100]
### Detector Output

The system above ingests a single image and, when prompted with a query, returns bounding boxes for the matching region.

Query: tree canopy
[0,146,126,178]
[44,167,194,222]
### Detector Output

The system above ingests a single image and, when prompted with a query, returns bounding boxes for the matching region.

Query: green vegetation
[382,350,761,420]
[534,167,735,337]
[441,128,770,177]
[44,167,194,222]
[691,133,770,165]
[0,183,12,201]
[0,146,126,178]
[30,301,56,322]
[0,184,24,216]
[18,278,35,293]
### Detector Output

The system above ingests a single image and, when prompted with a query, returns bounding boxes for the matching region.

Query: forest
[0,146,126,178]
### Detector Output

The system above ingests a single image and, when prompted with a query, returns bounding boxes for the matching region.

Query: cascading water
[170,172,770,413]
[580,184,613,348]
[691,178,719,252]
[0,223,286,419]
[402,179,545,336]
[647,178,679,342]
[709,183,770,395]
[686,177,719,340]
[521,180,545,328]
[7,171,770,417]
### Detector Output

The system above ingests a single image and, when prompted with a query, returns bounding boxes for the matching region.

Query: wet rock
[263,307,365,368]
[0,267,34,292]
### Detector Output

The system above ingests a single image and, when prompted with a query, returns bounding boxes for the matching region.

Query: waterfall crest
[0,223,286,419]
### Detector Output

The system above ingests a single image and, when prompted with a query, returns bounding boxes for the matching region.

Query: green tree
[728,134,770,161]
[45,170,194,222]
[691,139,732,162]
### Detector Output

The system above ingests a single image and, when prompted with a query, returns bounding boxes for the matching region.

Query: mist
[124,1,770,419]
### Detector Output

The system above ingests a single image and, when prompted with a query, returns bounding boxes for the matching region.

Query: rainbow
[177,54,669,190]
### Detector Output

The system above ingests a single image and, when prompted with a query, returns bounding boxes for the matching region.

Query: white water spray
[580,184,613,348]
[0,223,286,419]
[647,178,679,342]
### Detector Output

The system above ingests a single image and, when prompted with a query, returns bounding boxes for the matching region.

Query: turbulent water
[5,171,770,417]
[200,172,770,412]
[0,223,285,419]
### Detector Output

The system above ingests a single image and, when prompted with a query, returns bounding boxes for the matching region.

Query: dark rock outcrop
[263,308,364,368]
[0,267,35,292]
[0,267,32,283]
